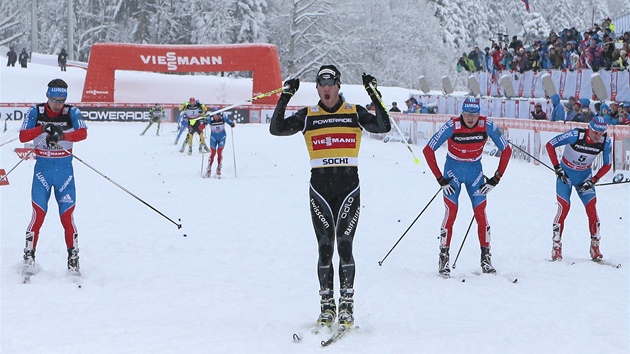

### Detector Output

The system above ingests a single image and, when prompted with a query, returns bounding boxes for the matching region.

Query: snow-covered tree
[1,0,627,90]
[234,0,269,43]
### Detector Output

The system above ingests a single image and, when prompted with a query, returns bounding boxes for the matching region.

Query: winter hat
[462,97,480,113]
[579,98,591,109]
[316,65,341,86]
[589,116,607,132]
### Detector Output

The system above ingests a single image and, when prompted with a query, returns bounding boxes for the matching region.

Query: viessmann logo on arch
[139,52,223,71]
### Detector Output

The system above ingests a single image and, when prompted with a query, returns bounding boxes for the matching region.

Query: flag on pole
[521,0,530,11]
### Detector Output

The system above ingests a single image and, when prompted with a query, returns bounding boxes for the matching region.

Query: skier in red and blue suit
[18,79,88,274]
[204,107,235,178]
[422,97,512,277]
[545,115,612,262]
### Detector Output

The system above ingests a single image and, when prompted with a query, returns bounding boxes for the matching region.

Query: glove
[362,73,377,89]
[437,176,455,195]
[283,78,300,97]
[553,164,568,184]
[362,73,381,97]
[479,172,501,195]
[42,123,64,144]
[230,123,235,128]
[578,178,597,193]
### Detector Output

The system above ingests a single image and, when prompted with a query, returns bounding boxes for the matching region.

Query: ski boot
[178,145,185,153]
[23,248,35,272]
[438,247,450,278]
[216,163,222,178]
[551,241,563,261]
[338,288,354,328]
[67,248,80,275]
[187,147,193,156]
[480,246,496,274]
[201,143,210,153]
[590,237,603,261]
[317,290,336,327]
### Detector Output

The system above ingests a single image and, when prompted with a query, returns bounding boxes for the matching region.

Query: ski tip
[292,333,301,342]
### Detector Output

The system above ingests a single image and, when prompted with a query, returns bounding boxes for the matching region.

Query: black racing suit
[270,93,390,294]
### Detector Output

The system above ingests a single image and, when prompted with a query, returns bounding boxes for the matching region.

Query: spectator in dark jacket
[509,36,523,51]
[549,46,564,69]
[389,102,401,112]
[531,103,548,120]
[57,49,68,72]
[6,47,17,67]
[18,48,29,68]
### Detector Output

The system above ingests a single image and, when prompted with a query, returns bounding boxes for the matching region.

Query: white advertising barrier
[410,96,554,120]
[468,69,630,102]
[379,113,630,176]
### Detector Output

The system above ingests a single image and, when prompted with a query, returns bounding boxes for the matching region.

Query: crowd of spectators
[458,17,629,73]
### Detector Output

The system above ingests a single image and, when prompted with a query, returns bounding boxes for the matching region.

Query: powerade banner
[0,106,154,122]
[76,106,151,121]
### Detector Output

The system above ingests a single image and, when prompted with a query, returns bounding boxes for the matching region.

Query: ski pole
[0,136,19,147]
[230,126,237,178]
[508,140,554,172]
[200,149,205,177]
[368,81,421,164]
[595,180,630,187]
[203,86,286,118]
[53,143,182,229]
[378,188,441,266]
[0,140,45,184]
[452,216,475,269]
[509,141,620,188]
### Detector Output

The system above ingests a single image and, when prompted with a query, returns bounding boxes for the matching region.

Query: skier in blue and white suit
[204,107,235,178]
[545,115,612,262]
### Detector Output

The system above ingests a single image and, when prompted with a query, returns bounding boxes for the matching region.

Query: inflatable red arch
[82,43,282,104]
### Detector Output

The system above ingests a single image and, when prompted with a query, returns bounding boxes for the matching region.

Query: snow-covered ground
[1,56,629,354]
